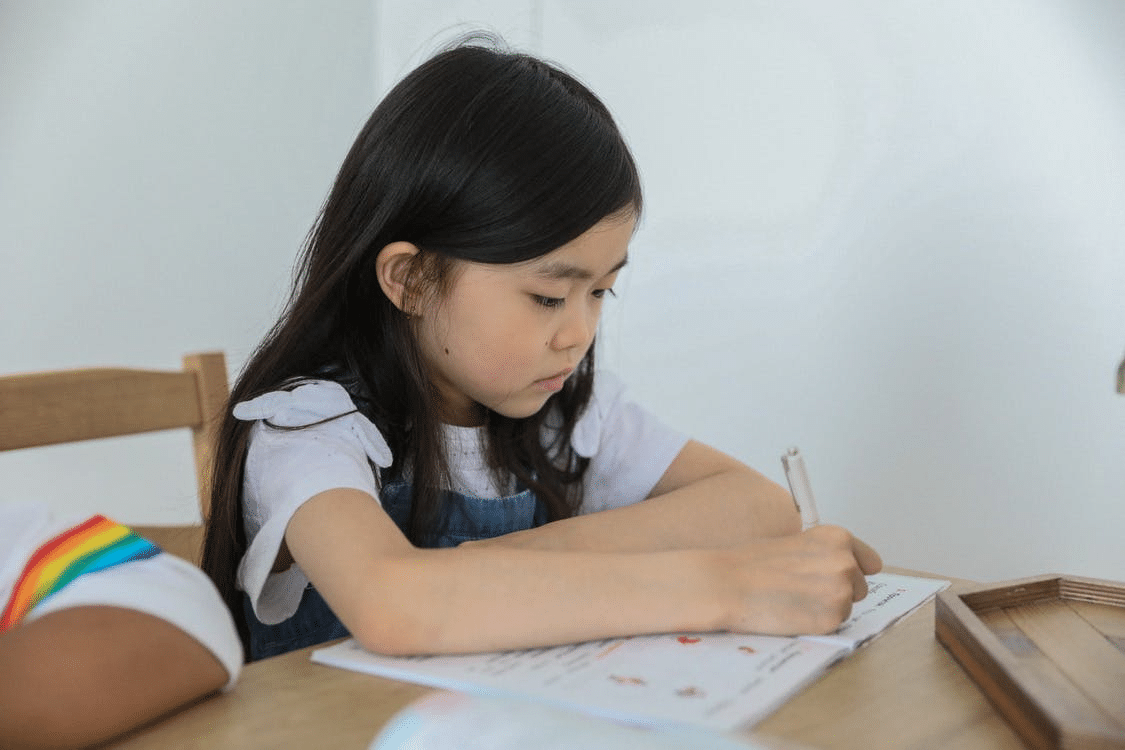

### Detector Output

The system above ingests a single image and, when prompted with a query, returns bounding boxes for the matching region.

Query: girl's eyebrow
[534,254,628,281]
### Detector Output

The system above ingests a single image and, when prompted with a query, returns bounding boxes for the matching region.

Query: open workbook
[312,572,948,732]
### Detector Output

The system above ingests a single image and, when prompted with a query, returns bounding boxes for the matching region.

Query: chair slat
[1,352,229,561]
[0,369,202,450]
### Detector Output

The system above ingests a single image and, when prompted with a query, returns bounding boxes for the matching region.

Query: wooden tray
[935,574,1125,749]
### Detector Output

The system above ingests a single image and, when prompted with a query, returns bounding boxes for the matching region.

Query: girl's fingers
[851,535,883,575]
[848,564,869,603]
[799,526,882,603]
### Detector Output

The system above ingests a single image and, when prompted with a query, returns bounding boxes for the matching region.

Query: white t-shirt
[234,371,689,625]
[0,501,243,689]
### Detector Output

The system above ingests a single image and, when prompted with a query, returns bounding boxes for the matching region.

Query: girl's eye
[592,287,617,300]
[532,295,565,309]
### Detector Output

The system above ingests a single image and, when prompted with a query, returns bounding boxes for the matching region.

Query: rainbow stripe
[1,515,160,632]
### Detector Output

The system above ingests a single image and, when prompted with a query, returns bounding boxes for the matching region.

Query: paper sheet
[312,572,949,731]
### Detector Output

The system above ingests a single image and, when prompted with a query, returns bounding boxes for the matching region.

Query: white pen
[781,446,821,530]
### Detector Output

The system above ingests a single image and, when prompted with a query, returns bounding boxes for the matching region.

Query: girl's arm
[465,440,805,553]
[284,487,880,656]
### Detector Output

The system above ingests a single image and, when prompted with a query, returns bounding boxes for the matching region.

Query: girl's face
[417,214,635,426]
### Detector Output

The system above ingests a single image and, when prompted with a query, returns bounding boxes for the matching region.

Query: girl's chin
[486,393,555,421]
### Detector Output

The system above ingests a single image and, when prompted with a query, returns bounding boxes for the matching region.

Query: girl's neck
[440,402,487,428]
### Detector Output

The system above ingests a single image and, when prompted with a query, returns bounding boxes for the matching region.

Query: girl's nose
[551,303,597,351]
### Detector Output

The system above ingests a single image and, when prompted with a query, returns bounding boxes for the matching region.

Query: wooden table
[107,575,1025,749]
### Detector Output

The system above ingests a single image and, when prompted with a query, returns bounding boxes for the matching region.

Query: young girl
[202,40,881,661]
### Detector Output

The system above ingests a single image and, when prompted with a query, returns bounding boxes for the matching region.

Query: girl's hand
[716,525,883,636]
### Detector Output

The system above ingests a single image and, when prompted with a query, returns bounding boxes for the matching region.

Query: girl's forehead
[523,251,629,283]
[522,216,635,277]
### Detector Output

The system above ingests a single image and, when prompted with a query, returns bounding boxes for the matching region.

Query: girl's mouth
[535,369,573,391]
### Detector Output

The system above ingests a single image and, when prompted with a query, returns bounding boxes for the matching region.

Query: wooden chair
[0,352,229,564]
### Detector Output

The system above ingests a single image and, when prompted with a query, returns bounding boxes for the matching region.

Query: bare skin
[0,606,228,749]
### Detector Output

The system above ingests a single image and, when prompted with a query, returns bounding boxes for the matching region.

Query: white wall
[1,2,377,521]
[378,0,1125,583]
[3,1,1123,583]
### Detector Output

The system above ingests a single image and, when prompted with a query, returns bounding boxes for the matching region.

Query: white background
[3,1,1123,583]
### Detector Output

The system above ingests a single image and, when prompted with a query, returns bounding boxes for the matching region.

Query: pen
[781,446,821,530]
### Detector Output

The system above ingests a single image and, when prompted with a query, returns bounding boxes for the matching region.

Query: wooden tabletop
[106,575,1025,749]
[754,579,1024,749]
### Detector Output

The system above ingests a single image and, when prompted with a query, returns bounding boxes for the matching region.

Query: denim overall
[243,480,547,661]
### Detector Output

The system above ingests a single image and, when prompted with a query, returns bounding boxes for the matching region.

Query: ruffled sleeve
[234,380,393,625]
[571,371,689,513]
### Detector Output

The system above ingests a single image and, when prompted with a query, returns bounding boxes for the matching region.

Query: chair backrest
[0,352,229,563]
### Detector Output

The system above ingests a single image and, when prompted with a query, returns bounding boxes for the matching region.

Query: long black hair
[201,38,643,644]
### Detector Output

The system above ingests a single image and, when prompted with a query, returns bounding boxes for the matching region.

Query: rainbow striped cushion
[1,515,161,631]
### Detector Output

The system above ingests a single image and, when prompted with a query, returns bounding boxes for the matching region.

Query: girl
[202,39,881,661]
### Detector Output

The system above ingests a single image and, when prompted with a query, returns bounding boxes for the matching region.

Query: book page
[312,572,948,731]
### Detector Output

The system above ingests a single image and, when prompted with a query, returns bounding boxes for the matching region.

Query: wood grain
[936,574,1125,749]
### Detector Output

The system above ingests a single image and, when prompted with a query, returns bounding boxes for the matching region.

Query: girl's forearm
[347,546,730,655]
[289,488,875,658]
[466,466,800,554]
[343,526,878,656]
[288,490,732,656]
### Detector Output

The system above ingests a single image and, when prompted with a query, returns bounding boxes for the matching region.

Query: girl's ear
[376,241,421,313]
